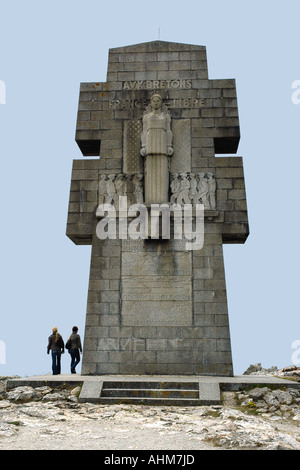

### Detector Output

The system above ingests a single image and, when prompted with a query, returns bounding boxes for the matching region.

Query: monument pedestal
[80,219,234,376]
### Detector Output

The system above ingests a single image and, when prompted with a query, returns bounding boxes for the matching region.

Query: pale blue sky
[0,0,299,376]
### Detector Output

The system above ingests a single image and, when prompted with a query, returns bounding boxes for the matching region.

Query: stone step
[78,379,221,406]
[79,380,104,403]
[199,382,221,405]
[102,381,199,390]
[97,397,202,406]
[101,388,199,399]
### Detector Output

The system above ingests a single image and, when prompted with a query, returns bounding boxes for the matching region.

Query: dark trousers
[70,348,80,372]
[51,350,61,375]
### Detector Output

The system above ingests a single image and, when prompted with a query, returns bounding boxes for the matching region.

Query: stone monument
[66,41,249,376]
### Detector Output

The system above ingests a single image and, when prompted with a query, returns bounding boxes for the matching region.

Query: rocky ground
[0,365,300,451]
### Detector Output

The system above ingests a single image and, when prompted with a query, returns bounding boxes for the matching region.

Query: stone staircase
[79,379,221,406]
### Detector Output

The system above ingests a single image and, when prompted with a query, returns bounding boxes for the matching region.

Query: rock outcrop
[243,363,300,380]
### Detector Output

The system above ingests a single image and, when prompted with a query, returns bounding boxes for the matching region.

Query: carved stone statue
[170,173,180,204]
[98,174,107,205]
[197,173,209,209]
[105,174,116,206]
[169,171,217,209]
[189,173,198,207]
[133,173,144,204]
[207,172,216,210]
[177,173,191,205]
[114,174,126,210]
[98,173,144,206]
[141,94,173,204]
[115,174,126,198]
[125,174,134,207]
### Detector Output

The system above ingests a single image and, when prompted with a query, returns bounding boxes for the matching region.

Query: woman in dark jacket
[47,327,64,375]
[66,326,82,374]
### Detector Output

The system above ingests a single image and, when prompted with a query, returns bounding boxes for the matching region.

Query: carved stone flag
[66,41,249,376]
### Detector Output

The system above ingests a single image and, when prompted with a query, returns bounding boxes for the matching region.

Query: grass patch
[204,409,221,418]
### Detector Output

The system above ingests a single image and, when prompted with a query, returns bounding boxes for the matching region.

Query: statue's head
[150,94,163,110]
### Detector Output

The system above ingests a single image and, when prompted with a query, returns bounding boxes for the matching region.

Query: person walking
[66,326,82,374]
[47,327,64,375]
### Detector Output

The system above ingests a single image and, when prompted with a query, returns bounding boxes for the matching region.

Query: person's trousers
[70,348,80,372]
[51,350,61,375]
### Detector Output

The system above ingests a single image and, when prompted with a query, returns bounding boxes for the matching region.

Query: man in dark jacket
[66,326,82,374]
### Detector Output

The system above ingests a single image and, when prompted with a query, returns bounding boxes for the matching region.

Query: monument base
[6,375,300,406]
[82,225,234,377]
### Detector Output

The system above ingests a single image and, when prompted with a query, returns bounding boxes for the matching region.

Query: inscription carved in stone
[121,249,192,326]
[122,251,192,276]
[123,79,192,90]
[109,97,205,110]
[122,301,192,327]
